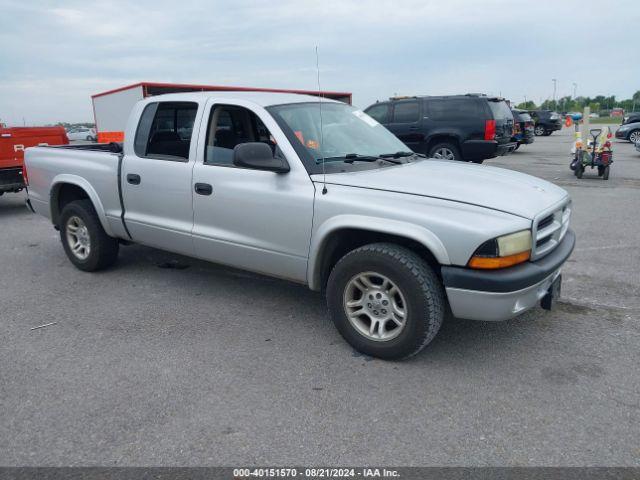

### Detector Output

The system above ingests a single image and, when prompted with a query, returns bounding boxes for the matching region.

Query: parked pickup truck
[1,126,68,195]
[25,92,575,359]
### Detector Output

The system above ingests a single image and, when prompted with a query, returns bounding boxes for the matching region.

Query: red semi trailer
[0,126,69,195]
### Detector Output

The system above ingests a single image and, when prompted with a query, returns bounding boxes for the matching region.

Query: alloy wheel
[432,147,456,160]
[66,215,91,260]
[343,272,407,342]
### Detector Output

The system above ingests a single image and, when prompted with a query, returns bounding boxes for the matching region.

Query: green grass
[588,117,623,125]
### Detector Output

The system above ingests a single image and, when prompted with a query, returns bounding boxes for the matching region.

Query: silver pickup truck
[25,92,575,359]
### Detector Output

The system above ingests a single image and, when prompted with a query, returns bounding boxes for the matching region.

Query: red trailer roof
[92,81,352,103]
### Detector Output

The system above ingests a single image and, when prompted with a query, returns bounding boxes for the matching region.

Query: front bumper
[615,129,628,139]
[441,229,575,321]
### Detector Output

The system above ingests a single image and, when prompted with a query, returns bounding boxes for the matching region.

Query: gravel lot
[1,127,638,466]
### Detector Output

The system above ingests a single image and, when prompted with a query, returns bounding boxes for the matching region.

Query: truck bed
[24,144,128,239]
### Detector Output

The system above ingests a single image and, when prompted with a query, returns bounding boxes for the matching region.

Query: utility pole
[572,82,577,99]
[552,78,557,108]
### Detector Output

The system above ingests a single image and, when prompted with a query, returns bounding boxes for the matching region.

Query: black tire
[534,125,545,136]
[326,243,445,360]
[59,199,119,271]
[428,142,461,161]
[603,166,610,180]
[86,135,92,141]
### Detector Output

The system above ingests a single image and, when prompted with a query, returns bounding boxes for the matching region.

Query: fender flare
[50,174,115,237]
[307,214,450,291]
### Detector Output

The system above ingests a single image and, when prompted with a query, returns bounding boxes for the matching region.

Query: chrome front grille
[531,199,571,260]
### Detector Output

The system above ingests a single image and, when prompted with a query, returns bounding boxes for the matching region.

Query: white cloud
[0,0,638,124]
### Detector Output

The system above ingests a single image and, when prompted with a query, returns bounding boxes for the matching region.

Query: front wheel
[628,130,640,144]
[326,243,445,360]
[59,199,119,271]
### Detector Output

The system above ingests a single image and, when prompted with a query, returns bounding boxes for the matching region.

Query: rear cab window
[134,102,198,161]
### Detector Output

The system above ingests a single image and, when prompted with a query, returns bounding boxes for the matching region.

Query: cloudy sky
[0,0,637,125]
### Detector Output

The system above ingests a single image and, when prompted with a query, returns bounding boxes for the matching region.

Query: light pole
[552,78,557,107]
[572,82,577,99]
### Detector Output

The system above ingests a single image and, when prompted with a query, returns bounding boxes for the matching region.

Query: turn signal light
[468,251,530,269]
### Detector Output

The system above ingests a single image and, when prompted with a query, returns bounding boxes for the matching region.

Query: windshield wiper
[317,153,402,165]
[380,151,425,159]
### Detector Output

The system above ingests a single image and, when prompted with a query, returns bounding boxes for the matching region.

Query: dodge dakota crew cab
[25,92,575,359]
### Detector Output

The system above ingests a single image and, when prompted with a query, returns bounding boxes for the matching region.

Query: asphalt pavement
[1,127,638,466]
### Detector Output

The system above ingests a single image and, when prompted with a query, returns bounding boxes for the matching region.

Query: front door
[191,100,315,283]
[386,99,424,151]
[121,100,201,255]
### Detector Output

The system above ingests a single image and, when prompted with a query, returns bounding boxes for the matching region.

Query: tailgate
[488,99,515,144]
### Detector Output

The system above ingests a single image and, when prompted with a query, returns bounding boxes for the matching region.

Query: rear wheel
[534,125,545,136]
[59,199,119,271]
[326,243,445,360]
[428,142,461,161]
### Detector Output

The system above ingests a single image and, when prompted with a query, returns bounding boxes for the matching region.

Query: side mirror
[233,142,289,173]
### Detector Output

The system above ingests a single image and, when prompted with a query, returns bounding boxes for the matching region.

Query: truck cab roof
[136,91,341,108]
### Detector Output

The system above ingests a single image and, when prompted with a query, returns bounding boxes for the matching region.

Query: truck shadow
[115,243,543,366]
[0,194,29,219]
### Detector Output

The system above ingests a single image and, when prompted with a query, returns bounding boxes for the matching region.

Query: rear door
[487,99,514,145]
[385,100,423,151]
[121,100,202,255]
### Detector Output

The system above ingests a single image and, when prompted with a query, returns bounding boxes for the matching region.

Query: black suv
[623,112,640,125]
[529,110,563,136]
[364,94,516,163]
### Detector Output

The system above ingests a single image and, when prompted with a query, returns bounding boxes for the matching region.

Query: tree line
[516,90,640,114]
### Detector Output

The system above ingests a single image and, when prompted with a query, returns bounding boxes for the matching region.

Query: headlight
[618,125,630,131]
[468,230,532,269]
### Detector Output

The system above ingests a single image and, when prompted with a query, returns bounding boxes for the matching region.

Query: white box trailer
[92,82,352,143]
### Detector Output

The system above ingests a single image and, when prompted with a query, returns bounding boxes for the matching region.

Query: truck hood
[312,159,568,220]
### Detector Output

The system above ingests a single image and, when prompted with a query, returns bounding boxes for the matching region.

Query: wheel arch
[425,133,462,153]
[50,175,114,236]
[308,215,450,291]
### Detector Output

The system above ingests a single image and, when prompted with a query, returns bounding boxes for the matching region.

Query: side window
[133,101,198,161]
[205,105,276,166]
[426,98,479,121]
[365,104,389,123]
[392,101,420,123]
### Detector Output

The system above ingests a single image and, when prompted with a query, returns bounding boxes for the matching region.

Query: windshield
[268,102,409,163]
